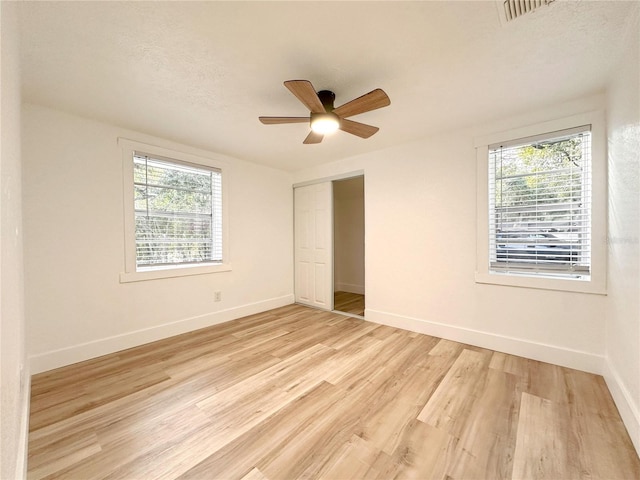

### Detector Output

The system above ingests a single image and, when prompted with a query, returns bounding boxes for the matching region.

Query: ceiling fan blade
[303,131,324,144]
[333,89,390,118]
[259,116,309,125]
[339,119,379,139]
[284,80,326,114]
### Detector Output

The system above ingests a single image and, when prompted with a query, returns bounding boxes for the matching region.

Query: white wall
[23,104,294,373]
[333,177,364,295]
[0,2,29,478]
[605,10,640,453]
[294,94,608,374]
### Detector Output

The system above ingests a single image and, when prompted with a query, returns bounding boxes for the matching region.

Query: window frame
[474,111,607,294]
[119,138,231,283]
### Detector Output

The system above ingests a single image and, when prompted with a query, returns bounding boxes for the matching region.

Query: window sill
[475,271,606,295]
[120,263,232,283]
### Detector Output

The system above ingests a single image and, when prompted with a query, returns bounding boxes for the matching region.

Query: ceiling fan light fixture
[310,112,340,134]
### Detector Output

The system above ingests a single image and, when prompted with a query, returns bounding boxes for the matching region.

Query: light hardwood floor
[28,304,640,479]
[334,291,365,317]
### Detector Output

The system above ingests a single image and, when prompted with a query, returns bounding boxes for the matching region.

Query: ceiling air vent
[498,0,555,24]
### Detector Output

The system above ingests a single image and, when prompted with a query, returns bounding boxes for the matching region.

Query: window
[488,126,591,279]
[119,139,230,282]
[475,111,606,294]
[134,154,222,268]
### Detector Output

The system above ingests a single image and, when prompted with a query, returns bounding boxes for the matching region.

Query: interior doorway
[333,176,365,317]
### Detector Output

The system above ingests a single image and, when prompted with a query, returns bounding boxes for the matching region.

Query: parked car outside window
[496,231,579,264]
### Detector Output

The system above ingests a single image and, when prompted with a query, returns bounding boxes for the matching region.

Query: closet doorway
[333,176,365,317]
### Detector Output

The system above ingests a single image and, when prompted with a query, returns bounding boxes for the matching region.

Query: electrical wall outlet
[214,291,222,302]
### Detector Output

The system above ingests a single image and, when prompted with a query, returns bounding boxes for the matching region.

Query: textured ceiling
[19,1,638,171]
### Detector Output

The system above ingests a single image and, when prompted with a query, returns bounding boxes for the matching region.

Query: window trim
[474,111,607,294]
[119,138,231,283]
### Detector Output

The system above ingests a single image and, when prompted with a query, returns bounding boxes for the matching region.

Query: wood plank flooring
[28,304,640,479]
[334,291,365,316]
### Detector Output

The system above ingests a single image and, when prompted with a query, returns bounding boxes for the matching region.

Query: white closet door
[294,182,333,310]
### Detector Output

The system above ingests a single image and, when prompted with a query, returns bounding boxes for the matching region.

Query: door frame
[293,170,365,189]
[293,170,365,311]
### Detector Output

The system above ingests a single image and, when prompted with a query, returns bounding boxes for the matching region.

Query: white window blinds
[488,126,592,279]
[133,153,223,268]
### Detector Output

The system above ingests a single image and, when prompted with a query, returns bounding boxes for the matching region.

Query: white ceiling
[19,1,637,172]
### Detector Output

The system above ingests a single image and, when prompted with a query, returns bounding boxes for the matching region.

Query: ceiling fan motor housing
[310,90,339,133]
[317,90,336,112]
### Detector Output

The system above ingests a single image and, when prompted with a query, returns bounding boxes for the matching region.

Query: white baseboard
[603,359,640,456]
[29,294,295,374]
[364,308,604,374]
[335,283,365,295]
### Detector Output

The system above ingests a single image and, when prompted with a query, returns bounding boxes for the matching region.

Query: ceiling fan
[259,80,391,144]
